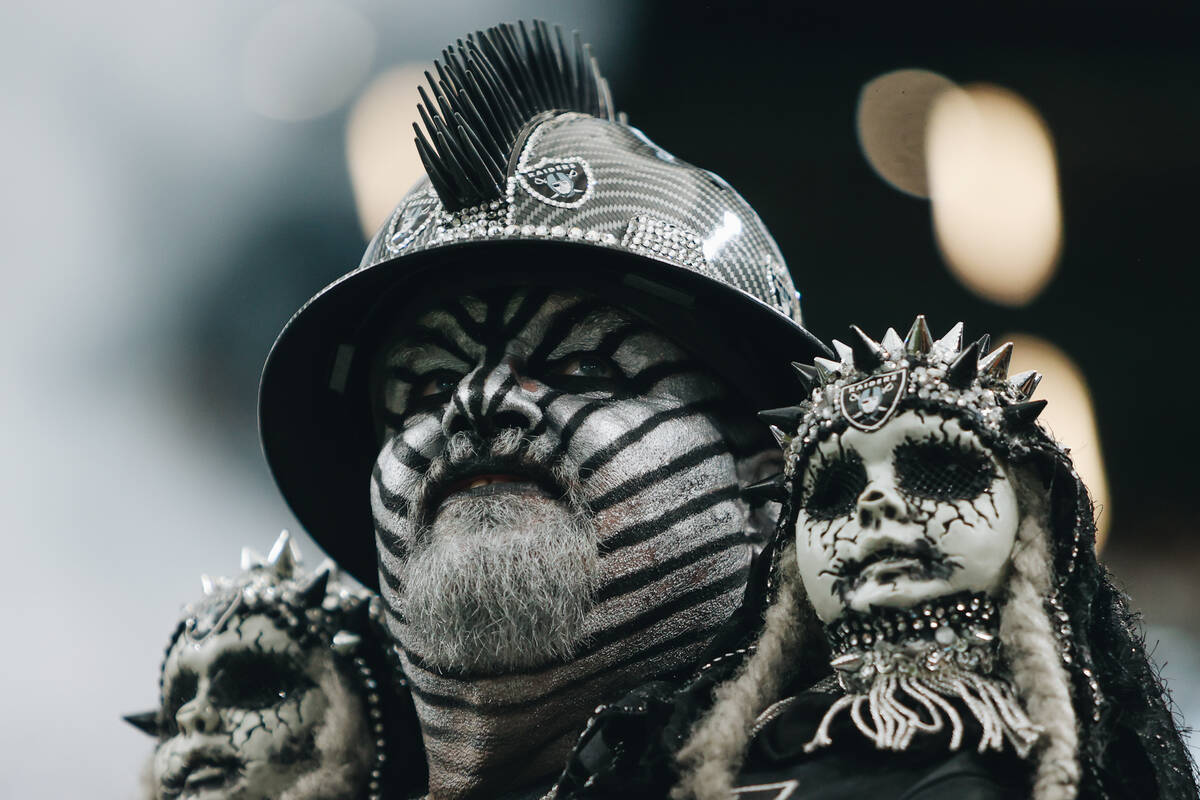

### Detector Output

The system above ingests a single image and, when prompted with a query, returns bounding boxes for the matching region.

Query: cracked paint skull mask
[793,409,1020,622]
[153,611,365,800]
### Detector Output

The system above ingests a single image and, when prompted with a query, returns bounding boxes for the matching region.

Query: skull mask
[793,409,1019,622]
[152,611,368,800]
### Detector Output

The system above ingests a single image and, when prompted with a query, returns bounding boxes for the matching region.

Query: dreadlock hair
[671,540,824,800]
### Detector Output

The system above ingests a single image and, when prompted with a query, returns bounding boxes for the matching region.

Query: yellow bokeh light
[927,86,1062,306]
[1004,333,1109,551]
[345,65,429,240]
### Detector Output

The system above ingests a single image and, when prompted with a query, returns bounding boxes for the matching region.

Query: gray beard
[398,492,600,674]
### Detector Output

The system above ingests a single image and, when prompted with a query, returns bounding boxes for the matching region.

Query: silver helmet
[259,21,829,586]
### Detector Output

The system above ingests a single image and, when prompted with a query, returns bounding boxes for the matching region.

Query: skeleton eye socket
[803,451,867,520]
[209,651,313,710]
[894,438,996,501]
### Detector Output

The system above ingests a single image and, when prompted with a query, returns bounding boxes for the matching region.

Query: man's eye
[418,373,460,397]
[893,439,996,501]
[552,355,617,378]
[803,452,867,520]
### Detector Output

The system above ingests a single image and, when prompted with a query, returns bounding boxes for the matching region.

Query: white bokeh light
[927,85,1062,306]
[345,65,429,239]
[1004,333,1110,550]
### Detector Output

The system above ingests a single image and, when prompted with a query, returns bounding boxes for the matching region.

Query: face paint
[793,409,1019,622]
[153,613,368,800]
[370,288,756,790]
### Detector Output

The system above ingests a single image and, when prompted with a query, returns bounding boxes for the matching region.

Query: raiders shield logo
[517,157,593,207]
[838,369,907,431]
[385,190,440,252]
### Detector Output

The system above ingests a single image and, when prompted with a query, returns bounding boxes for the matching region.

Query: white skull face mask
[153,612,369,800]
[793,409,1020,622]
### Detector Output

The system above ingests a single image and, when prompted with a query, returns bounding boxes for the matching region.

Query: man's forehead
[389,289,636,352]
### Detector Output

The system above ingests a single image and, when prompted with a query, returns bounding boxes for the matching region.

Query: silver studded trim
[621,214,707,271]
[783,355,1015,479]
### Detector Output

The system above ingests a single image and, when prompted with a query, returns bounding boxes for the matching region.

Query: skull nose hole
[884,505,897,519]
[859,509,871,527]
[862,489,885,503]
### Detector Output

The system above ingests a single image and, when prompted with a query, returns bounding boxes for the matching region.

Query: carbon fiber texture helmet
[259,21,830,586]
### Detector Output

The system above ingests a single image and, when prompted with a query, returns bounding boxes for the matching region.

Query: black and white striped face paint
[370,288,758,792]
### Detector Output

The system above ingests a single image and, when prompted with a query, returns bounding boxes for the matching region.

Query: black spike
[414,21,617,210]
[297,569,331,608]
[791,361,817,393]
[757,406,805,429]
[345,596,372,631]
[1003,400,1048,428]
[945,340,981,388]
[848,325,885,371]
[742,474,788,505]
[123,711,160,737]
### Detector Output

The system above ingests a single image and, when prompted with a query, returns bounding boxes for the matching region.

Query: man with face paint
[125,533,423,800]
[257,21,828,800]
[654,319,1198,800]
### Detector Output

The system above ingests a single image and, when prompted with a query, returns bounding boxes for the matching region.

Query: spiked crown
[259,20,828,587]
[744,317,1049,508]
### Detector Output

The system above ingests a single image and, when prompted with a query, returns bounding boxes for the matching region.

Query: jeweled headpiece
[749,316,1046,499]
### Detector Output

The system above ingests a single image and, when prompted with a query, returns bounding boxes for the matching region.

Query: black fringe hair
[413,20,616,211]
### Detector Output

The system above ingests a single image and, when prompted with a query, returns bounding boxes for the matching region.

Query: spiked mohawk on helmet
[413,21,614,210]
[259,19,828,588]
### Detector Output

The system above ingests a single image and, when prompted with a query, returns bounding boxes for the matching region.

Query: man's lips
[431,467,561,512]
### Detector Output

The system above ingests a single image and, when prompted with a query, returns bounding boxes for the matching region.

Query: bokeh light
[856,69,959,199]
[346,65,428,239]
[926,85,1062,306]
[243,0,376,122]
[1004,333,1110,550]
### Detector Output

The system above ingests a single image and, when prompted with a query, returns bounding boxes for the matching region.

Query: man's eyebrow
[393,325,473,366]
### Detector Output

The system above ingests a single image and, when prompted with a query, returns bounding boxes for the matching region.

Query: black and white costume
[254,20,828,799]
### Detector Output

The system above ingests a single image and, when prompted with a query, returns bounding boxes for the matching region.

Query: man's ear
[737,449,786,545]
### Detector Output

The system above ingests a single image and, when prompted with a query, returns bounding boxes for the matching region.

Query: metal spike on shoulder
[414,20,616,211]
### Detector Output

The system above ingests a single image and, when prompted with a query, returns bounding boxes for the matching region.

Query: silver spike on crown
[773,317,1046,476]
[180,531,371,647]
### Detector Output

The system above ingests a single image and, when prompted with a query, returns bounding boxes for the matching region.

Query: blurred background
[2,1,1197,796]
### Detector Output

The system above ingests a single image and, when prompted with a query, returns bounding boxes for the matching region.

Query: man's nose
[442,358,542,438]
[856,483,907,529]
[175,695,221,736]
